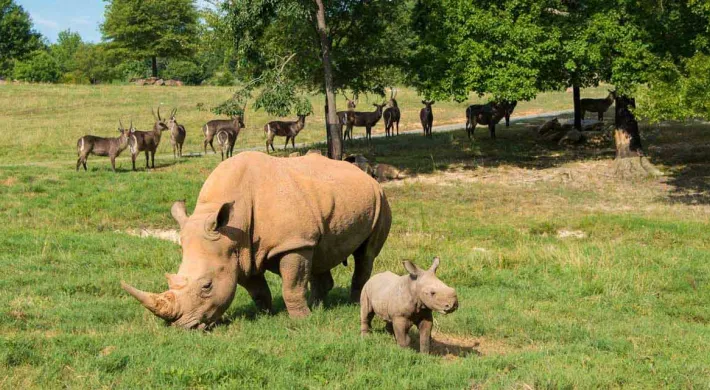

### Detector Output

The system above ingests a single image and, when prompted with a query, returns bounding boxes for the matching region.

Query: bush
[60,70,91,85]
[163,61,203,85]
[115,60,148,81]
[205,68,235,86]
[12,51,61,83]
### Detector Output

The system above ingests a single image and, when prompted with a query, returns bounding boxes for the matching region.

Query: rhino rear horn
[171,201,189,229]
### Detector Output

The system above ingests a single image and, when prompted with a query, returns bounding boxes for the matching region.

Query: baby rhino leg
[359,293,375,335]
[393,317,412,348]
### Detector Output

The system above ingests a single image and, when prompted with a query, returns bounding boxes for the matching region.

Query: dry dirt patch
[409,333,539,359]
[124,229,181,244]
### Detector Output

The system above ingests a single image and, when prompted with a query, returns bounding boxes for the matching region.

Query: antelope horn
[119,119,124,129]
[121,281,178,321]
[152,108,157,120]
[157,107,162,121]
[393,88,397,99]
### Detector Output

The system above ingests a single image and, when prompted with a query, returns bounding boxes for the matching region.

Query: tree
[51,29,83,74]
[102,0,199,78]
[0,0,43,77]
[220,0,412,159]
[13,50,61,83]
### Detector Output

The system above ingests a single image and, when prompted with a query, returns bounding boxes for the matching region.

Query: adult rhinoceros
[121,151,391,329]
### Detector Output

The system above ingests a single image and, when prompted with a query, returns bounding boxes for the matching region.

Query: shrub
[115,60,148,81]
[163,61,203,85]
[205,68,235,86]
[12,50,61,83]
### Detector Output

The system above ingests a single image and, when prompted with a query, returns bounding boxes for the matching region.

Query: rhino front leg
[418,311,433,354]
[393,317,412,349]
[309,271,334,307]
[238,273,273,314]
[279,249,312,318]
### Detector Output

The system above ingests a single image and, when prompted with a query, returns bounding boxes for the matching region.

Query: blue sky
[16,1,211,43]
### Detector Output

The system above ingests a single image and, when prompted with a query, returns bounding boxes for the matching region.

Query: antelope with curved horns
[76,120,131,172]
[383,88,400,137]
[127,107,170,170]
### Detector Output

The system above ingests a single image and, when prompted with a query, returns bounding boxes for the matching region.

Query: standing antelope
[264,114,308,153]
[202,116,245,154]
[215,127,239,161]
[337,94,358,126]
[383,88,401,137]
[167,108,186,158]
[420,100,435,137]
[128,108,170,170]
[581,90,616,121]
[76,121,130,172]
[465,101,516,139]
[344,103,386,142]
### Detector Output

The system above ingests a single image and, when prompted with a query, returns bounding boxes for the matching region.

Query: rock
[289,152,301,157]
[559,129,583,145]
[537,118,561,136]
[135,79,146,86]
[344,154,369,164]
[372,163,402,182]
[164,79,177,86]
[175,80,184,87]
[144,77,158,85]
[155,79,165,86]
[306,149,322,155]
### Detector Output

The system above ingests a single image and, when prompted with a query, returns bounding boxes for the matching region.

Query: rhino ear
[204,202,234,238]
[429,257,440,273]
[403,260,421,278]
[165,273,187,290]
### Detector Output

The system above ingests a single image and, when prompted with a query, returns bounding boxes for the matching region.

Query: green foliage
[101,0,199,74]
[12,50,60,82]
[51,30,83,73]
[113,59,148,81]
[206,68,235,86]
[162,60,203,85]
[0,0,44,77]
[73,44,122,84]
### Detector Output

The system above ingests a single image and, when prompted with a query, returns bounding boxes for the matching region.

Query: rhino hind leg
[350,199,392,303]
[239,273,273,314]
[309,271,334,307]
[279,249,313,318]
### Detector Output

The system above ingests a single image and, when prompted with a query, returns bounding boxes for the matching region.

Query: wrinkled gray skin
[360,257,458,353]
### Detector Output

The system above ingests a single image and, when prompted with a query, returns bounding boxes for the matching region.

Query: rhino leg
[309,271,334,307]
[393,317,412,348]
[418,312,434,354]
[279,249,312,318]
[238,273,273,314]
[350,199,392,303]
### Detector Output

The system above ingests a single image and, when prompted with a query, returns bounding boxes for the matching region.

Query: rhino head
[403,257,459,314]
[121,201,245,330]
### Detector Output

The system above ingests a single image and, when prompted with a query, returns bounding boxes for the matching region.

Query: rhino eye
[202,281,213,291]
[429,291,436,296]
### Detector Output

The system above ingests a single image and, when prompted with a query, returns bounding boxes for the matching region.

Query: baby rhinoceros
[360,257,458,353]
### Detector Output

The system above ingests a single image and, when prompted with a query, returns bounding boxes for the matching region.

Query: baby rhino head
[403,257,458,314]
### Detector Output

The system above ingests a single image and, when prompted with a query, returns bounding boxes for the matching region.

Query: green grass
[1,84,709,388]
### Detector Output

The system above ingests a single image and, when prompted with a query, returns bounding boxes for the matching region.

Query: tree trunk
[314,0,343,160]
[573,84,582,131]
[613,95,662,177]
[151,56,158,78]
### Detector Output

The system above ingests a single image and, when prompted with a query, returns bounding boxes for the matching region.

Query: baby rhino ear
[429,257,440,273]
[402,260,421,278]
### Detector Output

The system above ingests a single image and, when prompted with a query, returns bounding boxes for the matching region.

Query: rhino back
[196,152,387,272]
[365,272,412,320]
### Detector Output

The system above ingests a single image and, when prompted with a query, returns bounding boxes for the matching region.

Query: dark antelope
[76,121,130,172]
[420,100,435,137]
[202,116,245,154]
[336,94,358,126]
[581,90,616,121]
[344,103,386,142]
[128,108,170,170]
[167,108,186,158]
[215,127,239,161]
[264,114,308,153]
[465,101,516,139]
[383,88,400,137]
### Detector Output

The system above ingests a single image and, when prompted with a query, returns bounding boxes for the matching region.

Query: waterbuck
[215,127,239,161]
[76,121,130,172]
[337,94,358,126]
[202,116,245,154]
[420,100,435,137]
[128,108,170,170]
[264,114,308,153]
[167,108,186,158]
[383,88,400,137]
[581,90,616,121]
[465,101,516,139]
[344,103,386,142]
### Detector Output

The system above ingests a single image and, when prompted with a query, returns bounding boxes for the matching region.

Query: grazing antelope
[167,108,186,158]
[420,100,435,137]
[127,108,170,170]
[202,116,245,154]
[344,103,386,142]
[264,114,308,153]
[465,101,516,139]
[215,127,239,161]
[76,121,130,172]
[336,94,358,126]
[383,88,401,137]
[581,90,616,121]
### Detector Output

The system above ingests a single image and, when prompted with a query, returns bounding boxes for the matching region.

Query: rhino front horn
[120,281,178,321]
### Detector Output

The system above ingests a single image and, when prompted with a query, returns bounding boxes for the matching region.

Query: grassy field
[1,84,709,389]
[0,84,609,165]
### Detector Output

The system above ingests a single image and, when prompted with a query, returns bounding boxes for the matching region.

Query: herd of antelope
[75,89,616,171]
